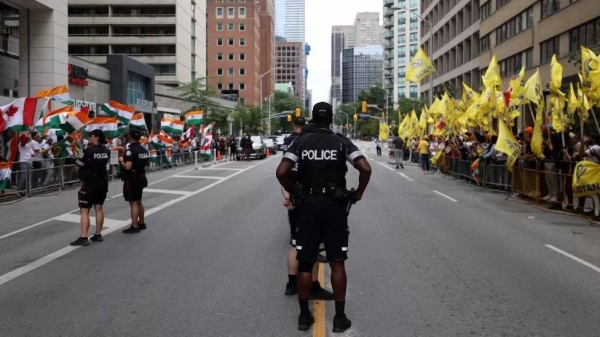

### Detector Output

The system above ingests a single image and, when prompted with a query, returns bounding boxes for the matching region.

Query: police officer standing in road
[276,102,372,332]
[119,128,150,234]
[281,117,333,301]
[70,129,110,246]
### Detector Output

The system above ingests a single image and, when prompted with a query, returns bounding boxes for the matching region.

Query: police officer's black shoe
[70,237,90,246]
[122,226,141,234]
[90,234,103,242]
[285,282,297,295]
[297,312,315,331]
[138,223,147,230]
[332,314,352,333]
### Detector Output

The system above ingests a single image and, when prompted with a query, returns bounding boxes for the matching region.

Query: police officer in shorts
[70,129,110,246]
[276,102,372,332]
[119,128,150,234]
[282,117,333,300]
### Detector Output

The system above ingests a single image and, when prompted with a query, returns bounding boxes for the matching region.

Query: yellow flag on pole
[581,46,600,93]
[379,123,390,141]
[405,47,436,83]
[509,66,526,105]
[531,102,545,159]
[568,82,580,116]
[573,160,600,198]
[550,55,566,99]
[482,55,502,89]
[494,119,521,172]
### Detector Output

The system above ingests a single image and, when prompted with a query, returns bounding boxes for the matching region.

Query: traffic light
[287,114,292,122]
[353,114,358,122]
[295,108,301,117]
[361,101,367,113]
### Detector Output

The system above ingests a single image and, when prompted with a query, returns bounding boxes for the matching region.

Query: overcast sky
[306,0,382,105]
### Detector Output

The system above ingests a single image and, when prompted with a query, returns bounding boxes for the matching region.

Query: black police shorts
[123,175,148,202]
[78,181,108,209]
[289,209,298,246]
[295,195,349,263]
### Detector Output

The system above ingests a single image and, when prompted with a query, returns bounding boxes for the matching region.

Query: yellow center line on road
[313,262,326,337]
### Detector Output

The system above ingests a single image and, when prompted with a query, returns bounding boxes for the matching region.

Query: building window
[398,66,406,77]
[217,68,223,75]
[496,0,511,10]
[240,53,246,60]
[227,7,234,18]
[398,34,406,43]
[495,7,533,45]
[228,53,234,61]
[217,53,223,61]
[239,23,246,31]
[239,7,246,17]
[410,32,418,42]
[127,73,147,105]
[410,22,418,31]
[228,68,234,75]
[569,17,600,52]
[240,83,246,90]
[228,23,234,31]
[499,49,532,76]
[398,56,406,64]
[217,38,223,46]
[216,23,223,31]
[409,44,418,56]
[228,38,234,46]
[228,83,234,90]
[216,7,223,18]
[239,38,246,46]
[541,0,560,19]
[540,36,559,63]
[480,34,490,53]
[410,86,418,98]
[240,68,246,75]
[480,2,491,21]
[217,83,223,90]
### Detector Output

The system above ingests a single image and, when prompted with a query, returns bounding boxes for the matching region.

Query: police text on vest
[301,150,337,160]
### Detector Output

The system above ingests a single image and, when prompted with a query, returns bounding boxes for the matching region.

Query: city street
[1,143,600,337]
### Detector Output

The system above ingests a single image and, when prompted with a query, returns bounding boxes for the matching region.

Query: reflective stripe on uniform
[75,160,85,167]
[284,152,299,162]
[347,151,361,161]
[341,247,348,252]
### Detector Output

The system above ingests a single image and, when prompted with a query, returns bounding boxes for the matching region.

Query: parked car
[263,138,277,155]
[236,135,267,160]
[275,135,286,150]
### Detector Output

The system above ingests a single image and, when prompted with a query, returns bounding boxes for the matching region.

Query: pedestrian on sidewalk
[392,137,405,169]
[70,130,110,246]
[375,138,383,156]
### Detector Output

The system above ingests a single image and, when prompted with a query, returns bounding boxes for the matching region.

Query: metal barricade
[60,158,82,190]
[0,162,28,204]
[480,162,511,190]
[29,158,62,196]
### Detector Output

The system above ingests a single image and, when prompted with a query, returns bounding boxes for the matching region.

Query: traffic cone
[217,151,222,161]
[266,148,270,157]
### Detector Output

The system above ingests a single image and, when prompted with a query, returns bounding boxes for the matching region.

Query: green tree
[172,77,217,111]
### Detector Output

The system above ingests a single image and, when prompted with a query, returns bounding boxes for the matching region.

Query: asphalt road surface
[1,143,600,337]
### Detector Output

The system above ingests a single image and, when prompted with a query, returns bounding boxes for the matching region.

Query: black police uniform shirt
[123,143,150,178]
[75,144,110,181]
[282,133,300,181]
[281,128,365,189]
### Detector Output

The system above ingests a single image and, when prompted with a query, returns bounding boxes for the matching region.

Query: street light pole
[260,67,281,133]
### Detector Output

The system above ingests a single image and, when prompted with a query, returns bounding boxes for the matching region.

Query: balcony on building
[384,31,394,39]
[384,8,394,18]
[69,5,176,25]
[383,19,394,28]
[384,0,394,7]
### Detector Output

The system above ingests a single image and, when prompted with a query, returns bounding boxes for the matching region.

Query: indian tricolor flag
[159,130,174,145]
[63,111,92,133]
[200,122,214,155]
[160,118,184,135]
[35,85,72,105]
[102,100,135,124]
[34,105,73,132]
[85,117,121,138]
[184,110,203,125]
[0,162,11,191]
[0,97,37,131]
[130,113,147,130]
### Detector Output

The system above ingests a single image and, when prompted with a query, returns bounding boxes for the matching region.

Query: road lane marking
[0,156,277,287]
[198,167,242,171]
[53,214,121,228]
[433,190,458,202]
[313,262,326,337]
[398,172,414,181]
[373,160,395,172]
[172,175,224,180]
[545,244,600,274]
[0,219,55,240]
[143,189,192,196]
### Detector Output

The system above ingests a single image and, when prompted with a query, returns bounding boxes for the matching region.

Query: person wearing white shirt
[17,134,33,192]
[30,133,44,188]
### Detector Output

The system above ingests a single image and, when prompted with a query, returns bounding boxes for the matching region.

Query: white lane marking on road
[373,160,396,172]
[398,172,414,182]
[0,219,55,240]
[143,188,192,196]
[433,190,458,202]
[0,156,277,287]
[172,175,224,180]
[197,167,242,171]
[53,214,121,228]
[545,244,600,274]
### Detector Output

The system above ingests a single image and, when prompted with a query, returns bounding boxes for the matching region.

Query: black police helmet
[129,128,142,141]
[293,117,307,126]
[311,102,333,123]
[88,129,106,145]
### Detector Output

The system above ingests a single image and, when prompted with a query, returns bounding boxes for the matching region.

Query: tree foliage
[172,77,217,110]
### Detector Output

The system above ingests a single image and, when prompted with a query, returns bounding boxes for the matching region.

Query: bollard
[194,151,198,170]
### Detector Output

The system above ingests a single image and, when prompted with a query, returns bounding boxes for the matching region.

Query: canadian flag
[0,97,37,132]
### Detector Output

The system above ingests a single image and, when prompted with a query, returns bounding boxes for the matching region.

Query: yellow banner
[405,47,435,83]
[494,120,521,172]
[379,123,390,141]
[573,160,600,198]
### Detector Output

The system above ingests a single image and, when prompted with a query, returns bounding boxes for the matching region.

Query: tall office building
[206,0,274,107]
[354,12,383,47]
[479,0,599,126]
[274,0,305,43]
[330,25,355,103]
[420,0,480,101]
[341,46,384,103]
[275,41,305,102]
[383,0,421,108]
[68,0,207,86]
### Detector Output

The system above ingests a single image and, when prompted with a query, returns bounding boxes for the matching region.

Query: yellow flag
[573,160,600,198]
[405,47,436,83]
[550,55,565,98]
[509,67,526,105]
[531,103,545,159]
[482,55,502,90]
[417,106,428,134]
[379,123,390,141]
[494,120,521,172]
[462,82,480,106]
[568,83,580,116]
[408,110,419,138]
[522,69,543,107]
[398,114,410,139]
[581,46,600,93]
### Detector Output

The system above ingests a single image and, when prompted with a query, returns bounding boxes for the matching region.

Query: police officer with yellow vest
[276,102,372,332]
[119,128,150,234]
[70,129,110,246]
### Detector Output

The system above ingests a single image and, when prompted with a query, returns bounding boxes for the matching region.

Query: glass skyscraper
[341,46,383,104]
[274,0,305,43]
